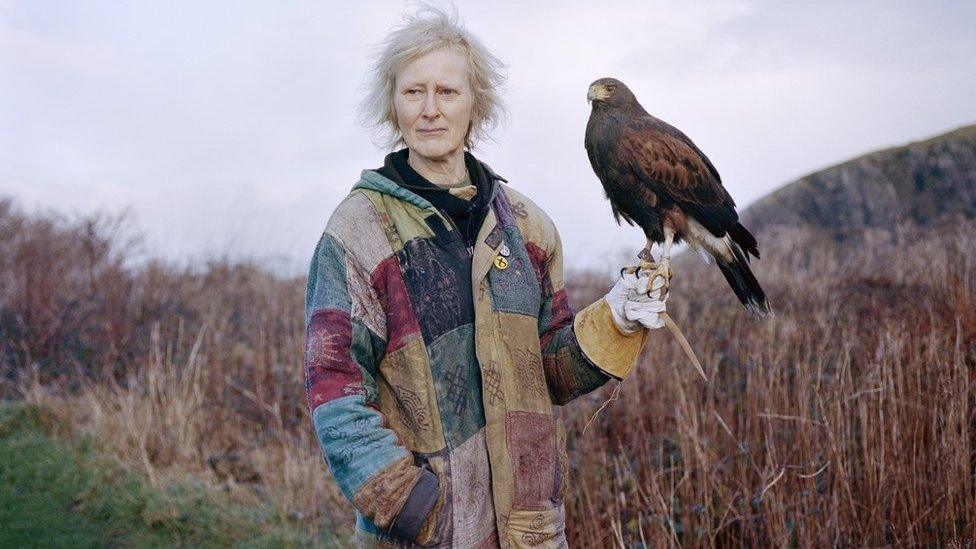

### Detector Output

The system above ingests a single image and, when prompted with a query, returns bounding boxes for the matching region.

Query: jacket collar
[354,151,505,210]
[355,156,508,287]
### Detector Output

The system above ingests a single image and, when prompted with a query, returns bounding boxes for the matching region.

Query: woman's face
[394,47,474,162]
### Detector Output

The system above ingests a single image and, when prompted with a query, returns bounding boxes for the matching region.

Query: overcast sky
[2,1,975,275]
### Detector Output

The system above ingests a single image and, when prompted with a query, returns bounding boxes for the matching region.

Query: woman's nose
[421,93,439,118]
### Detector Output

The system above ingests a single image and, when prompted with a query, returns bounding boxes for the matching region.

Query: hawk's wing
[617,116,739,237]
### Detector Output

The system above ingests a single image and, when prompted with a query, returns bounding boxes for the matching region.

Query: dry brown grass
[563,219,976,546]
[2,196,974,546]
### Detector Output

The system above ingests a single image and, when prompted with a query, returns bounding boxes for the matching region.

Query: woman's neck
[407,148,468,188]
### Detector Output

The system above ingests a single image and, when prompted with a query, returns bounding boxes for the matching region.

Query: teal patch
[350,317,386,392]
[537,293,554,338]
[305,233,350,325]
[311,396,410,500]
[427,324,485,449]
[487,226,542,317]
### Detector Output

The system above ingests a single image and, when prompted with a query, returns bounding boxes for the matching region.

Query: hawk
[585,77,771,317]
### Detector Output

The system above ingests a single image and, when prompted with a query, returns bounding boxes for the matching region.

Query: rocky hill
[740,124,976,239]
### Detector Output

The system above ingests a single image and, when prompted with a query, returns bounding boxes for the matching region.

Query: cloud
[1,1,974,275]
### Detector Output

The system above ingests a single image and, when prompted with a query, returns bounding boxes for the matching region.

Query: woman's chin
[409,143,460,162]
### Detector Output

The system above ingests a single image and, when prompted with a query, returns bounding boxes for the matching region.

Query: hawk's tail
[728,222,759,260]
[716,240,772,318]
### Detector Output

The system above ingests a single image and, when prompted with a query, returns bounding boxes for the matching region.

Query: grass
[0,402,345,548]
[1,197,974,546]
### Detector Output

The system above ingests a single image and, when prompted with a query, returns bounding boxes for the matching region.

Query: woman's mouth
[417,128,447,137]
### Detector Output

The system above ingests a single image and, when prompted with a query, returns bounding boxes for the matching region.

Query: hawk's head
[587,77,637,108]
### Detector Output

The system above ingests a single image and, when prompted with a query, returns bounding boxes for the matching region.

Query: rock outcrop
[740,124,976,240]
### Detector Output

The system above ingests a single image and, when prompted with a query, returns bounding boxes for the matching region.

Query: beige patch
[343,251,386,340]
[449,429,497,547]
[495,311,552,414]
[325,191,395,273]
[498,185,559,259]
[376,337,446,454]
[375,192,438,254]
[506,506,568,548]
[352,456,420,529]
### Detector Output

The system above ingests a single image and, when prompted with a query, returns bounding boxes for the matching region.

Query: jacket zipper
[436,209,474,258]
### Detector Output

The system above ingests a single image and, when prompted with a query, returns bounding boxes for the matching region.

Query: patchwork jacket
[304,163,649,548]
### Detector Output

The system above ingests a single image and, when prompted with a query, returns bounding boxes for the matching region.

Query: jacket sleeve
[537,228,649,405]
[305,231,438,540]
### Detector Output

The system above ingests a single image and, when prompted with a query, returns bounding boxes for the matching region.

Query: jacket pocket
[412,458,450,546]
[506,506,568,548]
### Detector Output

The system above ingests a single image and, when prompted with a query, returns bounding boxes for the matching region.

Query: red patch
[506,411,557,510]
[305,309,365,409]
[540,289,573,350]
[370,255,422,352]
[524,241,547,286]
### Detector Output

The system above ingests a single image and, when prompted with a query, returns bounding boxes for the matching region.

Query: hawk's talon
[644,258,672,299]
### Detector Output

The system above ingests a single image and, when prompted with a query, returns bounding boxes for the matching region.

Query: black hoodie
[375,148,505,251]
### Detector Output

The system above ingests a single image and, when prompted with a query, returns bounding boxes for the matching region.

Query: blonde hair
[359,2,507,150]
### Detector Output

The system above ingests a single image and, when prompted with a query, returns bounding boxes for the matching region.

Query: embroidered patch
[493,190,519,229]
[507,506,568,547]
[393,385,432,432]
[326,192,395,273]
[513,348,547,399]
[487,228,541,316]
[398,237,474,345]
[505,411,557,510]
[482,361,505,406]
[428,325,485,449]
[524,241,548,286]
[321,416,373,470]
[512,201,529,219]
[376,337,446,454]
[370,255,421,353]
[485,224,504,248]
[449,430,496,547]
[305,309,366,409]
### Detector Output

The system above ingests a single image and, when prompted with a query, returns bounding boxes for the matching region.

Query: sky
[2,1,975,275]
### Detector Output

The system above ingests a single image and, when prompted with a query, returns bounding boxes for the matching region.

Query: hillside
[740,123,976,238]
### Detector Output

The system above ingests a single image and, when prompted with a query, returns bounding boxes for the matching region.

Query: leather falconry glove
[604,268,668,333]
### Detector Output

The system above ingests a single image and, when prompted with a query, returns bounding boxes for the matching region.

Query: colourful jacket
[304,163,648,548]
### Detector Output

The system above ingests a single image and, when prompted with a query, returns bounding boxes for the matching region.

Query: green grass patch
[0,402,345,548]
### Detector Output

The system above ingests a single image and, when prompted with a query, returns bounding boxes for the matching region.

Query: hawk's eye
[606,85,616,93]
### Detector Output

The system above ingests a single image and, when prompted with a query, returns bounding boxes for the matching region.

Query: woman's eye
[439,89,458,95]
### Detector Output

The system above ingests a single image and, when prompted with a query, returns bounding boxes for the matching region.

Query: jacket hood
[354,169,435,210]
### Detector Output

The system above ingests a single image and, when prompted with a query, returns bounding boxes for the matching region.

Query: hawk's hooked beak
[587,86,597,103]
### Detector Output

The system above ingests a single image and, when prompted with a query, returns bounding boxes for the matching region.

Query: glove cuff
[574,299,649,379]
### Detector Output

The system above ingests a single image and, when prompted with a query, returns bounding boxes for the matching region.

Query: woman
[305,6,667,548]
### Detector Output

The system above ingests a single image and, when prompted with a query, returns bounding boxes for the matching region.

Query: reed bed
[1,197,973,546]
